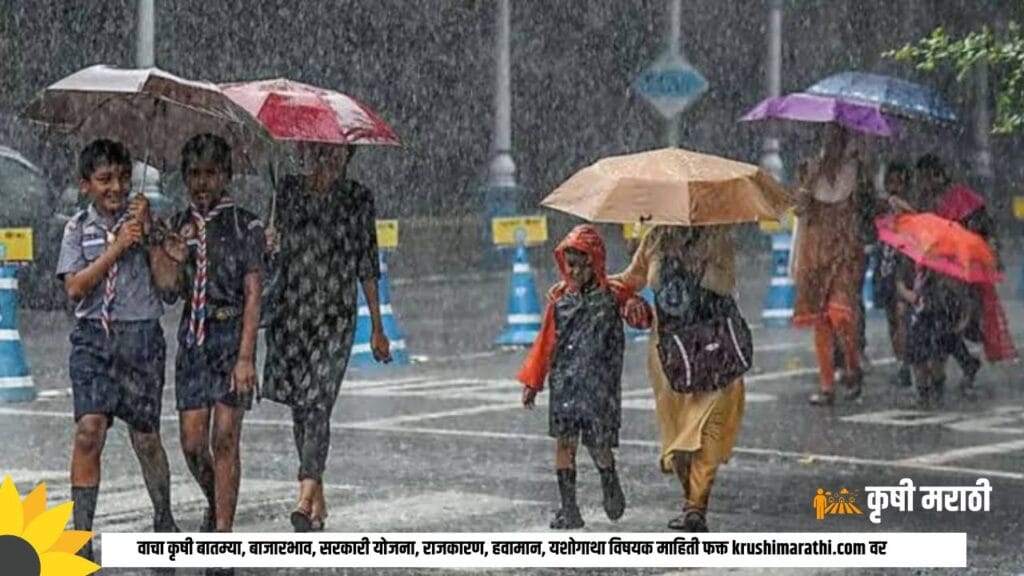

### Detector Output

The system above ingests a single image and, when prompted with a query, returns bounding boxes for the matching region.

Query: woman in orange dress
[792,126,867,405]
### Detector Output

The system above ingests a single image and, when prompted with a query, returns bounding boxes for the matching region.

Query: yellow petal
[23,501,73,554]
[22,483,48,527]
[50,530,93,555]
[0,475,24,535]
[39,551,100,576]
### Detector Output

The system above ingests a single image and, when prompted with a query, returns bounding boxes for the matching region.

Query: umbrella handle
[267,160,278,230]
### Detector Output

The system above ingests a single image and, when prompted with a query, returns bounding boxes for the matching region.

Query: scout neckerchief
[101,211,132,336]
[187,197,235,347]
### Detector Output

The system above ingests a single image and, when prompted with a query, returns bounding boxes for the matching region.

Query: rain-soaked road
[2,300,1023,576]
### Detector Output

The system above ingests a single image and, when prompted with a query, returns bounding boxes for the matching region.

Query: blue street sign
[634,51,708,119]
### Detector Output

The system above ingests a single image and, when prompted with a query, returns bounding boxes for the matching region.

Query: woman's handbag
[655,253,753,394]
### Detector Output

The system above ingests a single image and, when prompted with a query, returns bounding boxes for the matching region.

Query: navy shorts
[69,320,166,433]
[175,318,252,411]
[549,411,619,449]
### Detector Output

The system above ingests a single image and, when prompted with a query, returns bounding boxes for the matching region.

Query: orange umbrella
[875,212,1002,284]
[541,148,792,226]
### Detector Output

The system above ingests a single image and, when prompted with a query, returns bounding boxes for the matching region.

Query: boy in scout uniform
[154,133,262,547]
[56,139,179,560]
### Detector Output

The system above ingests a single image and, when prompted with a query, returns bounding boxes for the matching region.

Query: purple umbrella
[740,92,897,136]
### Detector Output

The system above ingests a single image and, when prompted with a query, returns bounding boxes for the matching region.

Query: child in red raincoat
[518,225,651,529]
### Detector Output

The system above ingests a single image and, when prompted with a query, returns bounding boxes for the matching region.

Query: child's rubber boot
[550,468,584,529]
[598,464,625,521]
[959,357,981,401]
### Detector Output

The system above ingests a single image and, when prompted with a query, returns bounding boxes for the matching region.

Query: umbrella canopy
[875,212,1001,284]
[806,71,958,124]
[740,92,897,136]
[541,148,792,226]
[21,65,269,172]
[220,79,399,146]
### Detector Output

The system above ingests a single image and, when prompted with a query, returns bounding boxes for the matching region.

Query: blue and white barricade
[761,232,795,327]
[0,266,35,402]
[350,253,409,368]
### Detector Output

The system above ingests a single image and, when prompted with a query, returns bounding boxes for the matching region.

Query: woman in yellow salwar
[615,225,746,533]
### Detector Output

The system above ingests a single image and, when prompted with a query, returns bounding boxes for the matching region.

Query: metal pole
[973,60,994,201]
[760,0,785,182]
[488,0,516,189]
[136,0,155,67]
[665,0,682,147]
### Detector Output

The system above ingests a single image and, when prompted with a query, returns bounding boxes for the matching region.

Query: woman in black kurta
[262,145,391,531]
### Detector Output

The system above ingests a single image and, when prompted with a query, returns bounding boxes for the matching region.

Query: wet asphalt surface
[2,266,1024,576]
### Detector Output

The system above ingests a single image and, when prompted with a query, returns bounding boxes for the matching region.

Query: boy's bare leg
[71,414,108,560]
[180,408,216,531]
[212,403,244,531]
[71,414,108,487]
[554,437,577,469]
[129,429,177,531]
[551,436,583,529]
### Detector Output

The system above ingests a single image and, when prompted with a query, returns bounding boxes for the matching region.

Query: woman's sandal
[842,369,864,401]
[808,390,835,406]
[668,511,708,532]
[310,514,326,532]
[290,506,314,533]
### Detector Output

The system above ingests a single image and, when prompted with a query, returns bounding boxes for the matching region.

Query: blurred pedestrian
[614,225,747,532]
[889,154,1016,395]
[899,266,968,407]
[792,126,867,405]
[57,139,178,561]
[873,162,916,387]
[261,143,391,532]
[519,225,650,530]
[153,134,264,554]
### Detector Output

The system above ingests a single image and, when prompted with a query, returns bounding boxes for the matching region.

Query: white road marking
[897,438,1024,465]
[841,409,965,427]
[342,424,1024,481]
[3,406,1021,480]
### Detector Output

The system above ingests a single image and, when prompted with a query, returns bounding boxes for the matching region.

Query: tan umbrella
[541,147,792,226]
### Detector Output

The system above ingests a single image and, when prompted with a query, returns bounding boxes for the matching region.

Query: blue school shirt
[55,205,163,321]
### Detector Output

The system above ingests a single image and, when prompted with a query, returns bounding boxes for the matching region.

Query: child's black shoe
[598,466,625,521]
[550,507,585,530]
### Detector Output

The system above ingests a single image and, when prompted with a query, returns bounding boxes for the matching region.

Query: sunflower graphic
[0,475,99,575]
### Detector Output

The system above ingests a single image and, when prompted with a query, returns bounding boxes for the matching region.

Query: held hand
[624,297,650,328]
[371,328,392,363]
[521,387,538,409]
[887,195,915,214]
[265,225,280,254]
[112,221,144,254]
[230,359,256,394]
[129,193,152,233]
[546,281,565,302]
[161,232,188,263]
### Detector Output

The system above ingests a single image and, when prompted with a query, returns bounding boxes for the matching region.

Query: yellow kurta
[616,226,746,474]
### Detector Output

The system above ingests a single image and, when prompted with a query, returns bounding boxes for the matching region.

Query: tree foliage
[886,24,1024,134]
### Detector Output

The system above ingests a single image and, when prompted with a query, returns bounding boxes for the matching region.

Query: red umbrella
[220,79,399,146]
[875,212,1002,284]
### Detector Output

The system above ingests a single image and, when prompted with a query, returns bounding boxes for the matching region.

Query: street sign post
[633,51,708,120]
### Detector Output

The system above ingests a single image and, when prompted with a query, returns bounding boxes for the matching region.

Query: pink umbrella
[220,79,399,146]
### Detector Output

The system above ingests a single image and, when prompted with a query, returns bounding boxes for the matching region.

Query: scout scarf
[101,211,133,336]
[187,197,235,347]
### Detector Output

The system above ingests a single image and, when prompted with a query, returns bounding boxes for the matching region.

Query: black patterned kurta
[261,176,380,410]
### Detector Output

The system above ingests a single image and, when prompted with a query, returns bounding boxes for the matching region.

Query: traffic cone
[350,253,409,368]
[626,286,655,341]
[761,232,795,327]
[0,266,35,403]
[495,241,543,346]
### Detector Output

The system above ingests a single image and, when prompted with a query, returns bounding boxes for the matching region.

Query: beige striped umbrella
[541,147,792,226]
